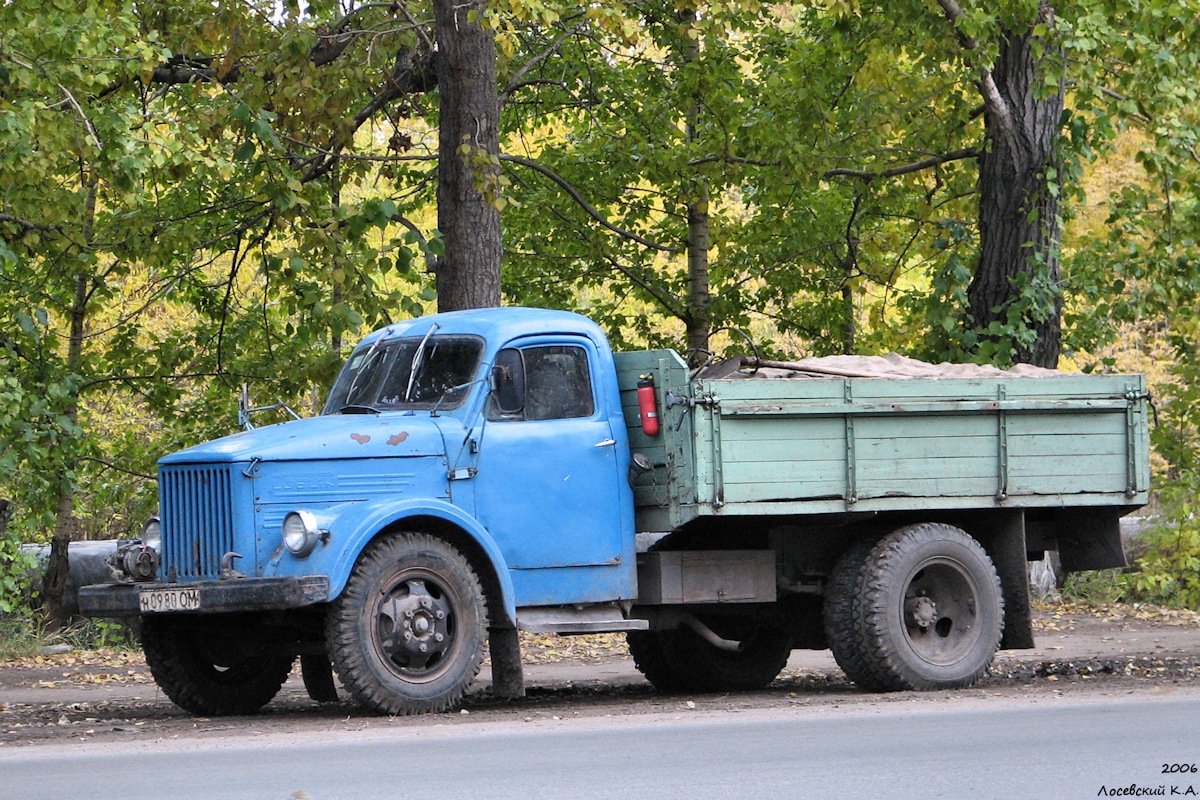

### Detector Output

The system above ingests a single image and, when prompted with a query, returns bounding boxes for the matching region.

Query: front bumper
[78,576,330,617]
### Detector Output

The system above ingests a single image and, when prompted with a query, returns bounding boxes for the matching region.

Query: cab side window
[489,345,594,421]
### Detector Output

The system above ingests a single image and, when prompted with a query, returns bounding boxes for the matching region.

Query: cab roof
[355,307,610,353]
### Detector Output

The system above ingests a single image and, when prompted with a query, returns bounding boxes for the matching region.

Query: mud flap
[976,510,1036,651]
[488,626,525,699]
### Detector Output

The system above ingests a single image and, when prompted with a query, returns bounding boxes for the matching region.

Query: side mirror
[491,349,525,416]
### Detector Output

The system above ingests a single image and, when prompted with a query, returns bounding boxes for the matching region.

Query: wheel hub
[377,579,454,674]
[902,559,985,666]
[905,594,938,629]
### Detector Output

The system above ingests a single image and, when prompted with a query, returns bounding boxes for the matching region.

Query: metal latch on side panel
[448,467,477,481]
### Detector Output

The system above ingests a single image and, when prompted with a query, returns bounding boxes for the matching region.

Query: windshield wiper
[337,404,381,415]
[343,328,392,408]
[404,322,440,402]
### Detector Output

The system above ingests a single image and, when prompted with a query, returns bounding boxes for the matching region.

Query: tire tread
[327,532,487,715]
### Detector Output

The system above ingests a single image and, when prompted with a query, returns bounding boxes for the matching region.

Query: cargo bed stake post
[843,380,857,507]
[996,384,1009,502]
[1125,383,1143,497]
[710,392,724,508]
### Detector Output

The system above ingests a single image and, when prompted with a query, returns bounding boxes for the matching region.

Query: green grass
[0,609,59,660]
[0,609,138,660]
[1059,568,1127,606]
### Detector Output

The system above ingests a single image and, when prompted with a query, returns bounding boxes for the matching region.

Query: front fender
[267,498,516,625]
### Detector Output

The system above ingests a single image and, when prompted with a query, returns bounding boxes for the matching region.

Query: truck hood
[158,414,455,465]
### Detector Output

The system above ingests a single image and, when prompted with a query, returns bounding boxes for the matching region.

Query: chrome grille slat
[160,465,235,581]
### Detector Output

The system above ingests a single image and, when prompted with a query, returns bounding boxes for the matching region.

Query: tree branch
[499,154,679,253]
[500,23,585,109]
[78,456,156,482]
[934,0,1015,138]
[0,213,57,234]
[301,45,437,183]
[54,84,104,150]
[150,54,239,86]
[823,147,980,183]
[687,154,776,168]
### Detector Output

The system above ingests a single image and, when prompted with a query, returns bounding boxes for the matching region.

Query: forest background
[0,0,1198,627]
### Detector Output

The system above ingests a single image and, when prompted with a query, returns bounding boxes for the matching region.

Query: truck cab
[83,308,643,716]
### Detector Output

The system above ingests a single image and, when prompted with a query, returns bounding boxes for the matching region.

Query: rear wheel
[142,616,295,716]
[628,616,791,693]
[328,532,487,715]
[826,523,1004,691]
[628,529,791,693]
[824,536,890,692]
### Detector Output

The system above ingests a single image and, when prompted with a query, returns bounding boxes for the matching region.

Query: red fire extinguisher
[637,374,660,436]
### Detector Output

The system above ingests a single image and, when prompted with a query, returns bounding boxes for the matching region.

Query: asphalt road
[2,692,1197,800]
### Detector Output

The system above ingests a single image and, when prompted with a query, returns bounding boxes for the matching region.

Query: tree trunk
[969,24,1065,368]
[42,276,89,630]
[682,11,711,368]
[433,0,502,312]
[41,182,96,630]
[840,194,863,355]
[685,191,711,366]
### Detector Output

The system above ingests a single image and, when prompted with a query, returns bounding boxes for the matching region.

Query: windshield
[322,335,484,414]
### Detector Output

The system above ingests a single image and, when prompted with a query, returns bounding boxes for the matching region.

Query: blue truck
[80,307,1151,715]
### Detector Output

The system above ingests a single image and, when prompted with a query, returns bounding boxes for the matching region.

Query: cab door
[472,338,630,604]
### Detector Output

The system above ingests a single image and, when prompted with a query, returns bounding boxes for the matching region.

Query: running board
[517,605,649,634]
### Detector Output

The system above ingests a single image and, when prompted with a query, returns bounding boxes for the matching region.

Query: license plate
[139,587,201,613]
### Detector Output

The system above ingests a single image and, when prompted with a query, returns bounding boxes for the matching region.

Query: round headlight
[282,510,321,557]
[141,517,162,550]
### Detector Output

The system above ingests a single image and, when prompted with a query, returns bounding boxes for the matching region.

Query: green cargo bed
[615,351,1151,533]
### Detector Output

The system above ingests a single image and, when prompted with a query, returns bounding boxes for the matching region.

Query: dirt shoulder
[1,602,1198,749]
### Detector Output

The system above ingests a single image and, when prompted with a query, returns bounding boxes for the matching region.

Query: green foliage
[499,0,985,355]
[1060,569,1126,606]
[0,609,136,659]
[0,0,439,550]
[62,617,139,651]
[1120,473,1200,610]
[0,539,38,614]
[494,0,1200,371]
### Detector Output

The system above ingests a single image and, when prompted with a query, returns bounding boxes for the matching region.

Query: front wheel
[141,616,296,716]
[827,523,1004,692]
[328,532,487,715]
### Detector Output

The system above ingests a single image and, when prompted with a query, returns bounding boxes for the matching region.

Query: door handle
[594,439,616,447]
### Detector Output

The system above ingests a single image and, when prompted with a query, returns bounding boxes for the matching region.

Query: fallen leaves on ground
[1,650,152,686]
[1034,600,1200,626]
[495,633,630,666]
[991,654,1200,682]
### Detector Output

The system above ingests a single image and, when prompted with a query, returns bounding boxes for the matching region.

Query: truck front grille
[160,465,236,581]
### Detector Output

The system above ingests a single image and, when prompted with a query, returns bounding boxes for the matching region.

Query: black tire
[328,532,487,715]
[626,629,687,693]
[823,535,891,692]
[627,531,791,693]
[628,618,791,693]
[844,523,1004,692]
[141,616,295,716]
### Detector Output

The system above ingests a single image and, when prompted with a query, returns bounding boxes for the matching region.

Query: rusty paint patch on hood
[387,433,409,446]
[350,433,370,444]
